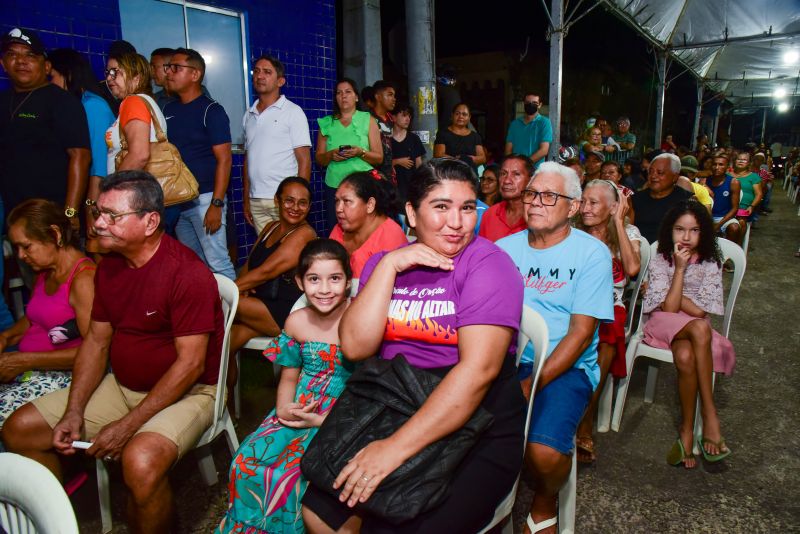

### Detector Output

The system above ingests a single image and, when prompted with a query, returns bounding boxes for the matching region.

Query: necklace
[9,84,46,121]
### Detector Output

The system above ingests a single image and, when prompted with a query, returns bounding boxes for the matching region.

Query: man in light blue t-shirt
[504,93,553,169]
[496,162,613,532]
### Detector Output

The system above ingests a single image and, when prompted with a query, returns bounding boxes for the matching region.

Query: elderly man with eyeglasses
[5,170,225,534]
[496,162,613,534]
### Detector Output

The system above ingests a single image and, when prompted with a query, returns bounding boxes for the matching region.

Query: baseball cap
[680,155,699,174]
[1,27,47,57]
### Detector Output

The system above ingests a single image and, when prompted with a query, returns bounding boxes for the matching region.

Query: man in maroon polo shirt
[479,154,533,241]
[5,170,224,533]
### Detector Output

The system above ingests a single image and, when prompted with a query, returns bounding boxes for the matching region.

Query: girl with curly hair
[642,200,735,468]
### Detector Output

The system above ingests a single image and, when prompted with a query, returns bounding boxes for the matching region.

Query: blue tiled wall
[0,0,337,263]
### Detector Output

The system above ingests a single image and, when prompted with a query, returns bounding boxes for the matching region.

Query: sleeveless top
[317,111,374,188]
[709,175,734,218]
[248,223,306,304]
[19,257,95,353]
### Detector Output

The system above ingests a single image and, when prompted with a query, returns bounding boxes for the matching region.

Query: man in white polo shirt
[243,55,311,232]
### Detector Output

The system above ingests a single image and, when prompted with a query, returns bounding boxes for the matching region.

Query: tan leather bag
[114,95,199,207]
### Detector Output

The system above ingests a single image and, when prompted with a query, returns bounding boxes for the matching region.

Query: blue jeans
[0,197,16,330]
[175,192,236,280]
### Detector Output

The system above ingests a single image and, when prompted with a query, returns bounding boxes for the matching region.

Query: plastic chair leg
[223,410,240,455]
[596,378,614,433]
[196,444,219,486]
[611,340,640,432]
[233,351,241,419]
[96,459,112,534]
[557,446,577,534]
[643,364,659,403]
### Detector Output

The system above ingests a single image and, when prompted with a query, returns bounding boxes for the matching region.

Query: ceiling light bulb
[784,50,799,64]
[777,102,790,112]
[775,87,787,98]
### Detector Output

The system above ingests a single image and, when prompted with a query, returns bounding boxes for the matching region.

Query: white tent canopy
[601,0,800,107]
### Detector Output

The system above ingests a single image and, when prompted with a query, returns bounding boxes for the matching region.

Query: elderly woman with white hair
[497,162,614,533]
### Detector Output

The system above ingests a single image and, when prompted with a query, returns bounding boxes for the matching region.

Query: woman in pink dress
[329,170,407,278]
[642,200,734,468]
[0,199,95,427]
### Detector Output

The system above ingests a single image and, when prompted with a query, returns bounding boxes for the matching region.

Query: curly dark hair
[656,199,721,266]
[339,170,399,218]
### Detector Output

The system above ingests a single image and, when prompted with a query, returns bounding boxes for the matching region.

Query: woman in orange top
[329,170,407,278]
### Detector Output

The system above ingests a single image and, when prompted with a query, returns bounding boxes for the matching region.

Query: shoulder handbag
[300,354,494,524]
[115,95,199,207]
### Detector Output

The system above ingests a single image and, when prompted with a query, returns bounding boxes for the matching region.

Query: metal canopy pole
[405,0,438,159]
[760,107,768,143]
[547,0,565,160]
[654,52,667,150]
[711,113,720,147]
[691,80,703,151]
[342,0,383,89]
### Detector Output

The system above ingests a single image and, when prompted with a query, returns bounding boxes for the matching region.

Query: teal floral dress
[216,332,353,534]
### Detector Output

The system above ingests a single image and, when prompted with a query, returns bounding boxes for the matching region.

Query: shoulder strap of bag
[136,95,168,143]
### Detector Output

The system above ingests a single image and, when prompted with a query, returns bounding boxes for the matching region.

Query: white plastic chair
[740,222,751,255]
[0,452,79,534]
[96,274,241,533]
[479,305,548,534]
[596,236,651,433]
[610,239,746,455]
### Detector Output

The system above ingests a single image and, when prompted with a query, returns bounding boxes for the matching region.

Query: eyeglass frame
[89,204,146,225]
[280,196,311,210]
[104,67,120,80]
[163,63,199,74]
[521,189,576,206]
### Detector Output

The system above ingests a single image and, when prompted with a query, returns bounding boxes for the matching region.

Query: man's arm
[537,314,597,390]
[504,141,514,155]
[619,135,636,151]
[293,146,311,180]
[65,147,91,224]
[85,333,210,460]
[242,152,254,227]
[204,142,233,233]
[530,141,550,163]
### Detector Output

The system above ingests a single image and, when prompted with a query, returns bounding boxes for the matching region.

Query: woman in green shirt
[315,78,382,229]
[731,151,763,226]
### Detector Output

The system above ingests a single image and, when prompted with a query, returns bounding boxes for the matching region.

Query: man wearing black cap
[0,28,90,228]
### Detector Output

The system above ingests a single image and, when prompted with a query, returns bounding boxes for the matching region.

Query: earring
[57,238,64,247]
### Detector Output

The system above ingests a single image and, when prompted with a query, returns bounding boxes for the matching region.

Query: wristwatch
[64,206,77,218]
[211,198,224,208]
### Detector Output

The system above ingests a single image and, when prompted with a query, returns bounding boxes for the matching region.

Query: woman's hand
[613,193,629,225]
[673,243,691,271]
[393,157,414,169]
[333,439,407,507]
[383,243,455,273]
[330,149,348,162]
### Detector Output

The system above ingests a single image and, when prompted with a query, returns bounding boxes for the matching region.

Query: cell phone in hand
[338,145,352,154]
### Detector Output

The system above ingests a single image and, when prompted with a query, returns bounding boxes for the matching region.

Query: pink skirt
[642,310,736,375]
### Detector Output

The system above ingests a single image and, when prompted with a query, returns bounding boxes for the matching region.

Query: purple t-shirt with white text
[359,237,523,368]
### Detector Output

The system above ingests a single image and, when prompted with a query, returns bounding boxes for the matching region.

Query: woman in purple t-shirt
[303,159,526,532]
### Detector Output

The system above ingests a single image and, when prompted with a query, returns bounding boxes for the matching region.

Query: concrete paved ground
[70,188,800,533]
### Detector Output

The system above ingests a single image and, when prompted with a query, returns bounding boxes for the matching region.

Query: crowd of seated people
[0,25,757,534]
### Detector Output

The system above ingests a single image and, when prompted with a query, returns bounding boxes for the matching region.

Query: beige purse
[115,95,199,207]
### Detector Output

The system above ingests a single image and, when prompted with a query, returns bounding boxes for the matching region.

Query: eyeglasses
[281,197,310,210]
[163,63,198,73]
[89,205,144,224]
[104,67,120,80]
[521,190,575,206]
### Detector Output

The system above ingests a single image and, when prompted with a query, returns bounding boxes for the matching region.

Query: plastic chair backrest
[0,452,79,534]
[516,306,549,439]
[212,274,239,425]
[624,235,651,336]
[716,238,746,339]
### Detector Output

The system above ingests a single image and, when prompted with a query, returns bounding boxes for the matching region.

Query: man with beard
[504,93,553,169]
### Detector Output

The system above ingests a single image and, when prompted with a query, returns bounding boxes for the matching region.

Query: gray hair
[531,161,582,200]
[651,153,681,175]
[584,179,620,203]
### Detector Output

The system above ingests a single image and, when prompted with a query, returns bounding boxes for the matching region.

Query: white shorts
[713,216,739,233]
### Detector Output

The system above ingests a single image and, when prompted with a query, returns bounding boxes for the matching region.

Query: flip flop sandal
[698,437,731,462]
[666,438,695,468]
[576,436,596,464]
[526,514,558,533]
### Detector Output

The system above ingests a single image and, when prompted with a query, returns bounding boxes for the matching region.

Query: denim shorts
[528,367,593,454]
